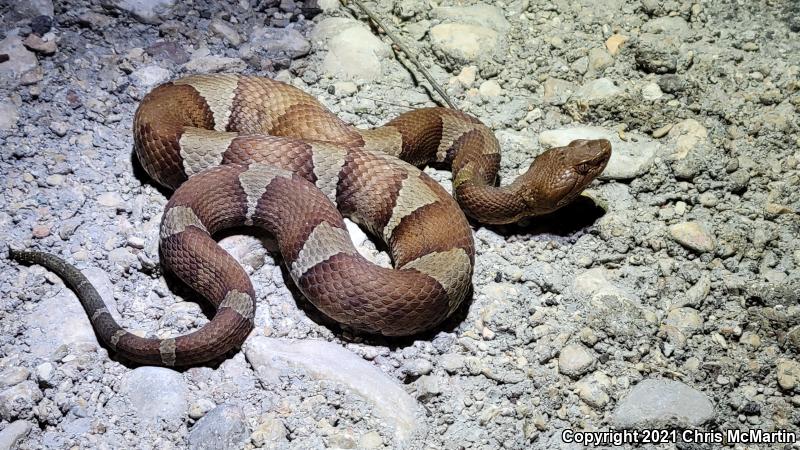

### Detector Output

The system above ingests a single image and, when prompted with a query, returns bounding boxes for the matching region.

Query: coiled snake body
[10,74,610,366]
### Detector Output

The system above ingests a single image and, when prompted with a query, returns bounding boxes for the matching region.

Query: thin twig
[356,95,415,109]
[342,0,457,110]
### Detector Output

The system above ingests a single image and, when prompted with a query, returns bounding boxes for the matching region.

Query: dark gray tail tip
[7,245,31,263]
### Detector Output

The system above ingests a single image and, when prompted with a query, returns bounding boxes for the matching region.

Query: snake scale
[9,74,611,366]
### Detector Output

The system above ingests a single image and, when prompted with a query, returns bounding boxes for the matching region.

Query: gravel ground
[1,0,799,449]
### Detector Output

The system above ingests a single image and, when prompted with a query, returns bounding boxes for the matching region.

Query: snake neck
[361,107,534,223]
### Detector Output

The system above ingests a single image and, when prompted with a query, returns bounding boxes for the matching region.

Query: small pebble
[332,81,357,97]
[358,431,383,449]
[669,222,715,253]
[49,121,69,136]
[558,343,596,378]
[612,379,714,428]
[188,398,216,420]
[126,236,145,249]
[479,80,503,97]
[35,363,54,387]
[97,192,123,208]
[698,192,718,207]
[652,123,673,138]
[250,415,288,446]
[401,359,433,377]
[188,404,250,449]
[777,360,800,391]
[32,224,51,239]
[440,354,465,373]
[209,19,242,46]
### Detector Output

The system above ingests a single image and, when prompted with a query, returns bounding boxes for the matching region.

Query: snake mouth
[556,140,612,208]
[593,140,613,169]
[578,139,612,173]
[556,177,583,208]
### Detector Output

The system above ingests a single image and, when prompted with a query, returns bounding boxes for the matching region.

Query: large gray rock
[7,0,54,19]
[431,5,510,32]
[543,78,577,105]
[587,47,614,74]
[245,337,422,443]
[572,78,624,103]
[635,33,680,74]
[539,126,659,180]
[106,0,176,24]
[312,18,390,80]
[0,368,29,389]
[316,0,339,11]
[250,27,310,58]
[0,420,31,450]
[430,23,500,68]
[311,17,359,43]
[612,379,714,428]
[0,381,42,421]
[121,367,187,423]
[642,16,691,38]
[130,65,171,89]
[26,285,99,358]
[0,101,19,131]
[573,267,627,300]
[0,34,38,82]
[572,268,655,339]
[188,404,250,450]
[183,55,246,73]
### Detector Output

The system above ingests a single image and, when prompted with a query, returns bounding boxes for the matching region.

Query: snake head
[519,138,612,215]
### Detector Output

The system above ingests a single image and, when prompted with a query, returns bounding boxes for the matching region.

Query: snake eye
[576,163,589,174]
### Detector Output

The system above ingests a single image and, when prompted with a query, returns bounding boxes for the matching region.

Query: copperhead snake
[10,74,611,366]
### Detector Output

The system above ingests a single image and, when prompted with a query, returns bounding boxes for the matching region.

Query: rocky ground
[1,0,799,449]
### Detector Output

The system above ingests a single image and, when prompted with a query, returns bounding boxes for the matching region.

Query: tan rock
[667,119,708,160]
[479,80,503,97]
[32,224,51,239]
[558,343,595,378]
[605,34,629,55]
[22,33,57,55]
[664,307,704,335]
[453,65,477,87]
[668,221,715,253]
